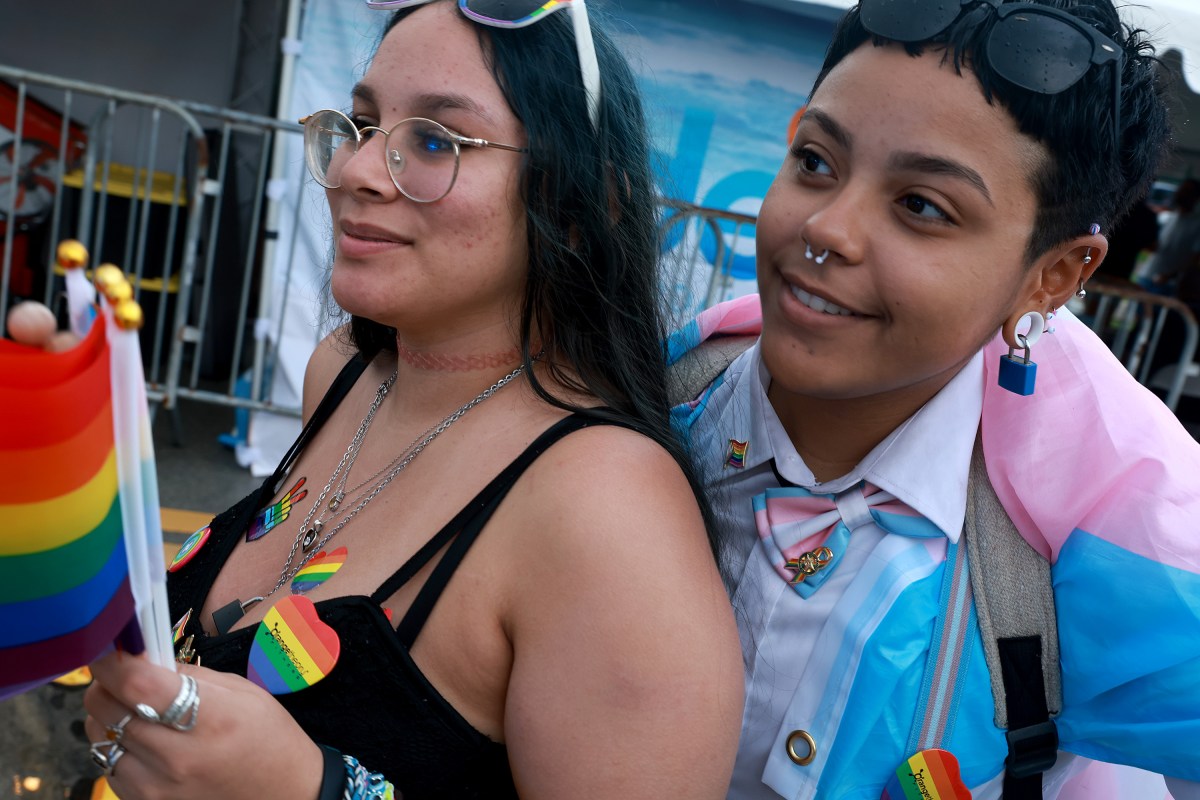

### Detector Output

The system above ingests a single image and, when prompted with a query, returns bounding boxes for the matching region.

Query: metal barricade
[1083,278,1200,413]
[657,197,758,321]
[0,63,309,434]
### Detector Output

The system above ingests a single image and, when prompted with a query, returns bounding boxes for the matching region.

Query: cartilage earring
[998,310,1045,396]
[1075,282,1087,299]
[1082,222,1100,267]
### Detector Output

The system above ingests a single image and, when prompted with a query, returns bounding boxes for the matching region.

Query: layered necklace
[274,363,526,594]
[214,363,525,634]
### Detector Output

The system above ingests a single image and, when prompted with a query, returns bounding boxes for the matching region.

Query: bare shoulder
[502,420,719,592]
[302,325,357,422]
[518,423,704,539]
[497,420,743,797]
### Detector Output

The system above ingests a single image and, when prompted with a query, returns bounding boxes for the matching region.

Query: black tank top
[167,355,626,799]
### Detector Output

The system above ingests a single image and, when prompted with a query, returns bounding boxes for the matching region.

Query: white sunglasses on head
[366,0,601,130]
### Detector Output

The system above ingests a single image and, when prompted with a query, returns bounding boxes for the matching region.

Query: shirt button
[785,730,816,766]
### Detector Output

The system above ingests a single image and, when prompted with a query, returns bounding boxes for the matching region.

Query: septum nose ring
[804,243,830,265]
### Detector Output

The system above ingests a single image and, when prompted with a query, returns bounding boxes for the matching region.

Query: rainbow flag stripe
[0,322,136,688]
[291,547,347,594]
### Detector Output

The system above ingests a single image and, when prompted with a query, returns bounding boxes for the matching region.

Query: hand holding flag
[0,242,173,699]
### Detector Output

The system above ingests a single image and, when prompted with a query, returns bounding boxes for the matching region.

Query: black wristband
[317,744,347,800]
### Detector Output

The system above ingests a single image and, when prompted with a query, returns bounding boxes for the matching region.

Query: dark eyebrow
[351,82,376,106]
[350,84,499,128]
[888,151,994,207]
[801,108,854,152]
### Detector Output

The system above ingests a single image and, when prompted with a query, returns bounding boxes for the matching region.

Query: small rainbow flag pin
[726,439,749,469]
[171,608,192,644]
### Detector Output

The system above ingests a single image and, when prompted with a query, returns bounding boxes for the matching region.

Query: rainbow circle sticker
[168,526,211,573]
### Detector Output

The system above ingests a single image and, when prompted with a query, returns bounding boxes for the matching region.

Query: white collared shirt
[694,342,983,799]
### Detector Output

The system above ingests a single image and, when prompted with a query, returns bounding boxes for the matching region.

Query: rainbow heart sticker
[168,526,210,573]
[291,547,348,594]
[247,595,340,695]
[880,749,971,800]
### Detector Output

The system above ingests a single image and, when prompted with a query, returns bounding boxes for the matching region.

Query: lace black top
[167,355,621,799]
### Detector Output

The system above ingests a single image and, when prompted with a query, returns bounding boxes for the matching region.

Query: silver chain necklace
[270,363,526,596]
[292,370,399,552]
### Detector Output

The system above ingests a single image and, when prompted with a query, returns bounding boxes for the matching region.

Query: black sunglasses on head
[858,0,1123,150]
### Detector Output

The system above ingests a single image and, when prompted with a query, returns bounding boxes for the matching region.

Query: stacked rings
[89,713,133,776]
[134,673,200,732]
[162,674,200,731]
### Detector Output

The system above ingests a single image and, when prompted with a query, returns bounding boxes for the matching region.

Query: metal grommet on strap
[785,729,817,766]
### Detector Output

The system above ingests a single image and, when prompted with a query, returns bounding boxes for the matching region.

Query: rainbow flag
[0,276,173,697]
[0,319,137,695]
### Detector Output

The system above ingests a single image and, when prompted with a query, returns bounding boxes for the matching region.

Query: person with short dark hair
[77,3,744,798]
[669,1,1200,797]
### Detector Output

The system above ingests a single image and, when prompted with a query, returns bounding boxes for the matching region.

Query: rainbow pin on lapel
[726,439,749,469]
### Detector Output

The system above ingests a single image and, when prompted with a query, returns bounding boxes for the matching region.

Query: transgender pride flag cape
[669,294,1200,789]
[0,282,174,698]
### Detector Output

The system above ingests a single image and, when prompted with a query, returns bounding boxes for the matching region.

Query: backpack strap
[666,334,756,406]
[964,436,1062,798]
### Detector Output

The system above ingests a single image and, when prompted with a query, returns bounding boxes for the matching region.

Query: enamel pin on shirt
[726,439,749,469]
[246,477,308,542]
[167,526,210,572]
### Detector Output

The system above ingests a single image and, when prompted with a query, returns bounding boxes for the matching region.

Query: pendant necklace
[292,370,398,553]
[212,363,525,634]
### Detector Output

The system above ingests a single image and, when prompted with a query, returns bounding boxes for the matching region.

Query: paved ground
[0,398,260,799]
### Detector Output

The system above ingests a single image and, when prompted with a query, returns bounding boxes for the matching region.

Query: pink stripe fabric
[981,308,1200,571]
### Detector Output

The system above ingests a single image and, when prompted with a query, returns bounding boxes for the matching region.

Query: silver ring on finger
[161,673,200,732]
[135,702,161,723]
[105,712,134,745]
[89,740,126,776]
[169,684,200,732]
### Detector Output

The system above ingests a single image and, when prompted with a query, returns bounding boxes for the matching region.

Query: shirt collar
[733,343,983,542]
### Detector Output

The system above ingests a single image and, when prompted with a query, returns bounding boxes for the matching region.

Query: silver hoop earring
[815,250,830,265]
[805,244,814,260]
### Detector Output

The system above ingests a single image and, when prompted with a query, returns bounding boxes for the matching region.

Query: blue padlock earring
[998,310,1046,396]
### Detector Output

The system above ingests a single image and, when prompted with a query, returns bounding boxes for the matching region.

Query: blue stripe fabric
[1053,529,1200,780]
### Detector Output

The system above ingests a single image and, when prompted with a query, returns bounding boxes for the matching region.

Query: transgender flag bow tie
[752,480,944,597]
